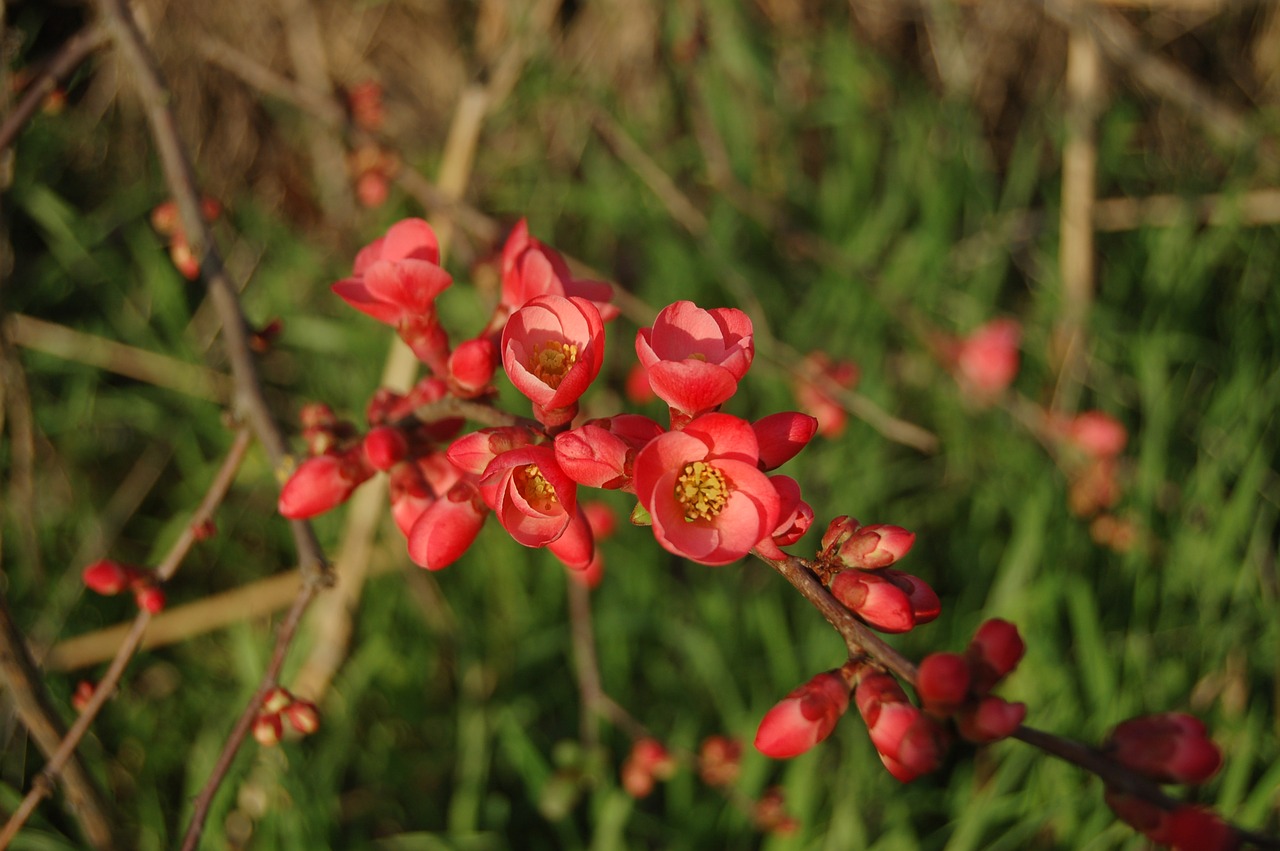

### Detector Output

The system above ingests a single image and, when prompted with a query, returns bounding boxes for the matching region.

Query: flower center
[676,460,729,521]
[515,463,558,513]
[529,340,578,389]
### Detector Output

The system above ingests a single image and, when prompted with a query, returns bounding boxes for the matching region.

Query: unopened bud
[820,515,860,552]
[754,670,850,759]
[836,523,915,569]
[72,681,96,713]
[363,426,410,471]
[82,559,138,596]
[133,584,166,614]
[829,570,916,633]
[966,619,1025,692]
[955,695,1026,743]
[285,700,321,735]
[253,712,284,746]
[916,652,971,716]
[1105,713,1222,786]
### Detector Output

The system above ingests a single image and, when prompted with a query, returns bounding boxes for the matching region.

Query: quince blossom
[632,413,780,565]
[635,301,754,424]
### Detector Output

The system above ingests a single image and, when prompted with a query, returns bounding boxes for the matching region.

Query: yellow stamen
[676,460,730,521]
[516,463,558,513]
[529,340,578,389]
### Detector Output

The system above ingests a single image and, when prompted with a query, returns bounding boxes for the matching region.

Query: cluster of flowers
[81,558,168,614]
[150,197,223,281]
[278,217,820,579]
[271,217,1228,848]
[252,687,321,747]
[753,619,1026,782]
[1103,714,1236,850]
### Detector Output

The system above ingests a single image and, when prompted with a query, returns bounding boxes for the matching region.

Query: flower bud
[82,559,139,596]
[1105,713,1222,785]
[698,735,742,786]
[278,449,373,519]
[829,570,916,633]
[916,652,971,716]
[133,585,166,614]
[72,681,96,713]
[447,337,496,398]
[751,412,817,471]
[754,670,850,759]
[854,671,946,782]
[253,712,284,746]
[883,570,941,624]
[955,695,1026,743]
[836,523,915,569]
[820,515,860,552]
[407,480,488,570]
[966,618,1025,692]
[263,687,293,714]
[363,426,410,471]
[285,700,321,735]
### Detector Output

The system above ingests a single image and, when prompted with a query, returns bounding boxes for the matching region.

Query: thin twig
[0,27,107,155]
[0,427,253,848]
[567,579,603,749]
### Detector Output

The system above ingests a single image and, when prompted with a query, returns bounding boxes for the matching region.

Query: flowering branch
[0,426,253,847]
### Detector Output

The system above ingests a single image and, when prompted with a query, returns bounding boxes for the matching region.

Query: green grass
[3,5,1278,850]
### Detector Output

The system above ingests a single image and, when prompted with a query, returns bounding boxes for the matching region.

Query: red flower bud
[263,687,293,714]
[407,480,488,570]
[363,426,410,471]
[966,618,1025,692]
[836,523,915,569]
[285,700,321,735]
[820,515,860,552]
[1105,713,1222,785]
[751,412,817,471]
[253,712,284,746]
[82,559,139,596]
[72,681,96,713]
[447,337,496,398]
[916,652,971,716]
[133,585,166,614]
[955,695,1026,743]
[698,735,742,786]
[829,570,916,633]
[754,670,850,759]
[278,449,373,519]
[883,570,941,624]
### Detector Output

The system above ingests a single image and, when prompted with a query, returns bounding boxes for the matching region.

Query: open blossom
[635,301,754,422]
[332,218,453,373]
[632,413,781,566]
[479,445,578,548]
[501,295,605,426]
[498,218,617,323]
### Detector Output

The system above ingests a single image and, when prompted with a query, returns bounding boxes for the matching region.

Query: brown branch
[178,581,319,851]
[756,549,1280,847]
[0,427,253,848]
[0,27,107,155]
[0,592,115,849]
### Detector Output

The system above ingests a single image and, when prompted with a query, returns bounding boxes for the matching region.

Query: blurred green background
[2,1,1278,848]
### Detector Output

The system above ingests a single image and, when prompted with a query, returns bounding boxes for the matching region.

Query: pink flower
[1061,410,1128,458]
[479,445,578,548]
[332,219,454,374]
[635,301,754,422]
[332,218,451,325]
[632,413,781,565]
[447,426,540,476]
[501,295,605,427]
[407,480,489,570]
[954,319,1020,401]
[754,670,851,759]
[498,219,617,323]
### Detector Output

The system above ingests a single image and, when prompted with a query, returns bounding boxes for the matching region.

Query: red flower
[332,219,454,373]
[633,413,781,566]
[498,219,617,322]
[501,295,605,427]
[552,415,663,491]
[635,301,754,422]
[479,445,578,548]
[278,448,374,519]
